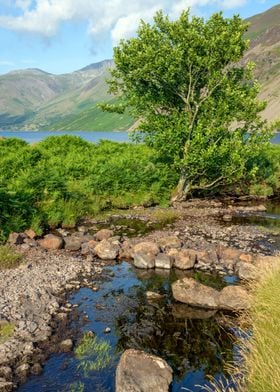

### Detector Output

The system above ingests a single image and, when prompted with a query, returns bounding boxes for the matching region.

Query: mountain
[245,4,280,122]
[0,5,280,131]
[0,59,133,131]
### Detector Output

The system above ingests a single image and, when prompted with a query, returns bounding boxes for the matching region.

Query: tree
[101,10,271,200]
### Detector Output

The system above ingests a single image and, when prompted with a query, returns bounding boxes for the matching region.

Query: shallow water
[18,264,240,392]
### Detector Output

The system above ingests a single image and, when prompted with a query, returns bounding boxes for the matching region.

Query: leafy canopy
[102,10,271,198]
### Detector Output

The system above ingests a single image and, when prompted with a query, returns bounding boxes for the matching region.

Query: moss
[0,322,14,344]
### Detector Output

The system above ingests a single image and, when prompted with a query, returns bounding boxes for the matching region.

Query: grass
[244,266,280,392]
[200,261,280,392]
[0,322,14,344]
[0,245,22,270]
[75,334,112,375]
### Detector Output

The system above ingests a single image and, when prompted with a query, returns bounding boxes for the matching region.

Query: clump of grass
[69,381,85,392]
[0,245,22,270]
[150,208,180,224]
[75,334,112,375]
[0,322,14,344]
[243,267,280,392]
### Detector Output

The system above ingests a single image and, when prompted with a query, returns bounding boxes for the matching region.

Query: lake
[0,131,130,143]
[0,130,279,144]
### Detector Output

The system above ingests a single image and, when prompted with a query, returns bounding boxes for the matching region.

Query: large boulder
[116,349,173,392]
[172,278,219,309]
[173,249,196,270]
[38,234,64,250]
[133,242,160,257]
[218,286,250,311]
[236,262,258,280]
[158,236,182,249]
[95,229,114,241]
[155,254,173,269]
[95,239,119,260]
[133,253,155,269]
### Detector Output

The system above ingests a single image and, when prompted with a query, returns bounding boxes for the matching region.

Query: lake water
[0,130,279,144]
[0,131,130,144]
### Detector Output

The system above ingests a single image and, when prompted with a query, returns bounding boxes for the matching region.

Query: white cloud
[0,0,248,43]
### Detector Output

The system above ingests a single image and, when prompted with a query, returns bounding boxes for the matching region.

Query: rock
[60,339,73,352]
[24,229,37,239]
[239,253,253,263]
[236,262,258,280]
[146,291,164,300]
[158,236,182,249]
[0,380,12,392]
[95,229,114,241]
[15,363,30,381]
[38,234,64,250]
[104,327,111,334]
[222,214,232,222]
[218,247,241,262]
[172,278,219,309]
[64,236,83,251]
[119,240,134,260]
[218,286,250,311]
[95,239,119,260]
[116,349,173,392]
[255,255,280,270]
[133,242,160,257]
[133,252,155,269]
[155,254,173,269]
[30,363,43,375]
[7,232,25,245]
[172,304,216,319]
[166,248,179,260]
[173,249,196,270]
[0,368,12,382]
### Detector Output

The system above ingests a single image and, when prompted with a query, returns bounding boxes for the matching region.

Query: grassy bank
[243,265,280,392]
[0,136,178,240]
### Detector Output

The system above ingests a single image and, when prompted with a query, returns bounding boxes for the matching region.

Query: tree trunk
[171,176,191,203]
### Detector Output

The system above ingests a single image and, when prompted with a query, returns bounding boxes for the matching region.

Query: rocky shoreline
[0,199,279,391]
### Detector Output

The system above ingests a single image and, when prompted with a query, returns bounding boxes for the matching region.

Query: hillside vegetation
[0,5,280,130]
[245,4,280,122]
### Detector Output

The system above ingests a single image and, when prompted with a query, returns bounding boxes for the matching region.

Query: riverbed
[15,200,280,392]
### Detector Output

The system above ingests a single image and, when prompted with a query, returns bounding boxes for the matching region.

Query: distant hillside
[245,4,280,122]
[0,5,280,130]
[0,60,133,131]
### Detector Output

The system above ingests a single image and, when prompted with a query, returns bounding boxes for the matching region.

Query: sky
[0,0,279,75]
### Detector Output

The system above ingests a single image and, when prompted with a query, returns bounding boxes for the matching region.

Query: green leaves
[103,9,272,198]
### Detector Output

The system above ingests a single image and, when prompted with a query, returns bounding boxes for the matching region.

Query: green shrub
[0,136,178,238]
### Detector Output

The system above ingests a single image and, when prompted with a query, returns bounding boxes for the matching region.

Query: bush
[0,136,178,238]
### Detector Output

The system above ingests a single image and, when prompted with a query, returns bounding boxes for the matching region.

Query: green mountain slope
[0,60,133,131]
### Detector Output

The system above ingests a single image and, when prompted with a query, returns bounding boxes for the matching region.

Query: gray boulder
[155,254,173,269]
[172,278,219,309]
[218,286,250,311]
[173,249,196,270]
[95,239,119,260]
[133,252,155,269]
[95,229,114,241]
[116,349,173,392]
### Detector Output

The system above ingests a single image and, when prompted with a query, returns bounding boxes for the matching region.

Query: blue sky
[0,0,279,75]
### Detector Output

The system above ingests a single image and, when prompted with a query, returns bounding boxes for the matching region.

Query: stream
[17,200,280,392]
